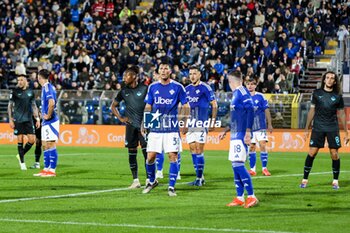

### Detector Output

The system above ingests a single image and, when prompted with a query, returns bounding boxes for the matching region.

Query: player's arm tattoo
[47,99,55,118]
[210,99,218,120]
[31,99,39,120]
[304,105,315,130]
[8,101,14,121]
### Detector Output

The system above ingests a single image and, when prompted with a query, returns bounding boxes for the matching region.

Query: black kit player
[8,74,40,170]
[300,71,349,190]
[110,66,148,189]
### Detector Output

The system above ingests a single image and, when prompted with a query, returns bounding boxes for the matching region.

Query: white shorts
[42,120,60,142]
[228,139,248,162]
[251,130,268,144]
[186,130,207,144]
[147,132,182,153]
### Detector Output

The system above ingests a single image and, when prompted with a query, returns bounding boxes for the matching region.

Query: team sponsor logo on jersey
[187,96,199,103]
[331,96,336,102]
[155,90,159,94]
[169,89,175,95]
[136,91,142,96]
[154,97,173,104]
[196,89,200,94]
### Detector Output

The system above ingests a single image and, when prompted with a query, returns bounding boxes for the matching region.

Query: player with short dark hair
[8,75,40,170]
[186,65,217,186]
[219,70,258,208]
[300,71,349,189]
[142,61,189,196]
[34,69,59,177]
[111,65,148,189]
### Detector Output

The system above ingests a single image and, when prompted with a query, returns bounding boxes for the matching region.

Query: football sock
[332,159,340,180]
[128,148,138,179]
[177,152,181,174]
[146,161,156,183]
[233,161,254,196]
[191,153,197,172]
[17,143,24,163]
[49,148,58,169]
[303,154,315,179]
[156,152,164,171]
[196,153,205,179]
[261,151,268,168]
[249,152,256,170]
[43,149,50,169]
[141,147,147,176]
[35,142,42,163]
[169,161,179,188]
[232,162,244,197]
[23,142,33,155]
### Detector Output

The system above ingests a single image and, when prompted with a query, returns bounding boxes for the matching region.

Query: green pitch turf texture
[0,145,349,233]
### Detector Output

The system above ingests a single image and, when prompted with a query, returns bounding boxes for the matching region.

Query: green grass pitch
[0,145,349,233]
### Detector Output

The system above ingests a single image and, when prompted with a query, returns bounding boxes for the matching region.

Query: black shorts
[14,121,35,136]
[125,125,147,148]
[309,131,341,149]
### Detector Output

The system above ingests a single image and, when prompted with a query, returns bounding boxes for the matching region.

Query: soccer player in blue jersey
[245,77,273,176]
[219,70,258,208]
[34,69,59,177]
[142,61,189,196]
[186,65,217,186]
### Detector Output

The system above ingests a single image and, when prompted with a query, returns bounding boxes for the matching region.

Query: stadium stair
[299,67,327,93]
[299,39,336,93]
[134,0,154,15]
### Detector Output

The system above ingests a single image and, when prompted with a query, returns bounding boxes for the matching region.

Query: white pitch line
[252,170,350,179]
[0,171,349,204]
[0,218,301,233]
[1,153,115,157]
[0,187,129,204]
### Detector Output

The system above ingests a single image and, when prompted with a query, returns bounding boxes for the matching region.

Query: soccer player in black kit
[111,66,148,189]
[301,71,349,189]
[8,74,40,170]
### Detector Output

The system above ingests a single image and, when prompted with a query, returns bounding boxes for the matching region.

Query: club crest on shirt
[169,89,175,95]
[136,91,142,96]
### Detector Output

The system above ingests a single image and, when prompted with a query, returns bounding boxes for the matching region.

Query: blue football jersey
[230,86,254,140]
[145,80,188,133]
[251,92,269,131]
[185,81,215,123]
[41,82,58,125]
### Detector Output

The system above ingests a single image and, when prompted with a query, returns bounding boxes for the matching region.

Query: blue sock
[146,161,156,183]
[177,152,181,174]
[191,153,197,172]
[43,150,50,169]
[156,152,164,171]
[232,163,244,197]
[234,163,254,196]
[49,148,58,169]
[169,161,178,188]
[249,152,256,170]
[261,152,268,168]
[196,153,205,179]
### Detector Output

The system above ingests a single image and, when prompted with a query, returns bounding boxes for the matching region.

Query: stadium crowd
[0,0,349,94]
